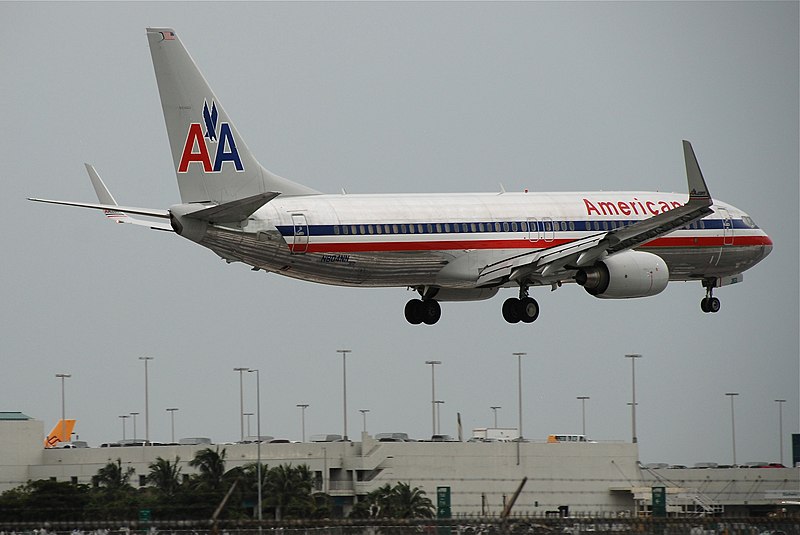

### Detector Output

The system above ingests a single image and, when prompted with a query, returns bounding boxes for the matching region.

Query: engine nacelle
[575,250,669,299]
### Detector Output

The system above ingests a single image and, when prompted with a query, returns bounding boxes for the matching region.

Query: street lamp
[130,412,139,441]
[244,412,254,439]
[297,404,309,442]
[513,352,527,466]
[234,367,248,442]
[577,396,590,436]
[434,400,445,434]
[55,374,71,444]
[166,408,178,443]
[139,356,154,445]
[359,409,370,434]
[425,360,442,436]
[248,368,262,523]
[119,414,129,441]
[725,392,739,465]
[775,399,786,466]
[490,406,501,428]
[625,354,642,444]
[337,349,352,441]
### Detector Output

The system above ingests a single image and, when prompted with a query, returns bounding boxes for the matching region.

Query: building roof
[0,412,33,420]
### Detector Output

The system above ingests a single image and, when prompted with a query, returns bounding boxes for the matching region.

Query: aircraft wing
[476,141,714,287]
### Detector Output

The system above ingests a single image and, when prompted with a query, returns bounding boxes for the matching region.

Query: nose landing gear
[701,279,721,313]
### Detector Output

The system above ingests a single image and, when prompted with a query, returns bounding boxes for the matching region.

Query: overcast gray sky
[2,1,797,466]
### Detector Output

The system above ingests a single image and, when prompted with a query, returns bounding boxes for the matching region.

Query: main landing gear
[502,287,539,324]
[700,279,721,313]
[405,298,441,325]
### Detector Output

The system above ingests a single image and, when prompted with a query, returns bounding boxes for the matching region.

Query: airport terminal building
[1,414,797,518]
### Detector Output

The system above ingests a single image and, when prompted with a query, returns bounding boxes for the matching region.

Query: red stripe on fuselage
[288,234,772,253]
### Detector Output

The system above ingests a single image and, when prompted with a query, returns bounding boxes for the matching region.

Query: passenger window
[375,225,382,234]
[470,223,477,233]
[342,226,348,235]
[569,221,575,231]
[359,225,365,235]
[511,222,518,232]
[333,226,340,235]
[393,224,399,234]
[408,224,414,234]
[503,222,509,232]
[418,224,424,233]
[494,223,501,232]
[478,223,485,232]
[436,224,442,233]
[444,223,451,233]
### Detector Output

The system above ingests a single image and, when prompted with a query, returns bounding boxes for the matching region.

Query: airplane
[44,419,76,448]
[29,28,773,325]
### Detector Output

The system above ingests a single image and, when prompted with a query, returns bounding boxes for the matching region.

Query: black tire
[700,297,711,313]
[519,297,539,323]
[404,299,424,324]
[708,297,721,313]
[502,298,521,323]
[421,299,441,325]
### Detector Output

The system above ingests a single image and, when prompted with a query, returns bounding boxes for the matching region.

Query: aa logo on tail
[178,100,244,173]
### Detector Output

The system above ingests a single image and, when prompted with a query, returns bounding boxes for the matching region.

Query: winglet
[683,140,712,202]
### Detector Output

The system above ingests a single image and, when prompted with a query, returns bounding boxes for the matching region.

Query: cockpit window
[742,216,757,228]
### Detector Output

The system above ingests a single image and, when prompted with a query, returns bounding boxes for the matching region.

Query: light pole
[359,409,370,434]
[513,352,527,466]
[337,349,352,441]
[726,392,739,465]
[248,368,262,524]
[425,360,442,436]
[234,367,248,442]
[130,412,139,441]
[166,408,178,443]
[297,404,309,442]
[775,399,786,466]
[577,396,590,436]
[119,414,129,441]
[244,412,253,439]
[55,374,71,443]
[139,356,154,445]
[435,400,445,434]
[625,354,642,444]
[490,406,501,428]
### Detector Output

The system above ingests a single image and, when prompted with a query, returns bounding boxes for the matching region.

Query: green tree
[147,456,182,497]
[0,479,91,521]
[189,446,227,491]
[351,482,434,519]
[94,458,135,490]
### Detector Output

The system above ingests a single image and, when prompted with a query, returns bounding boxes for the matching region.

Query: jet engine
[575,250,668,298]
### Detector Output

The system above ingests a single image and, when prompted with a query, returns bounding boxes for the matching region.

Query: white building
[1,414,797,517]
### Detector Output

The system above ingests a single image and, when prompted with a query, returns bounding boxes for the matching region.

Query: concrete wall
[0,419,44,490]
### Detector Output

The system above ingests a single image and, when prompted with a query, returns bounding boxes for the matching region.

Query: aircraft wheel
[519,297,540,323]
[405,299,424,324]
[502,298,521,323]
[421,300,441,325]
[708,297,721,313]
[700,297,710,313]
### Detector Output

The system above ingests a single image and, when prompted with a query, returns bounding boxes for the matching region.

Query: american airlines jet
[30,28,773,325]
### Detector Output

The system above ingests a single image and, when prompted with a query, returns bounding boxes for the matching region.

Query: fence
[0,516,798,535]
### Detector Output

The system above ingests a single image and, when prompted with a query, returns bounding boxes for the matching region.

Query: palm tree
[264,464,315,520]
[189,447,227,491]
[350,482,434,519]
[147,456,182,497]
[94,459,135,490]
[388,482,434,519]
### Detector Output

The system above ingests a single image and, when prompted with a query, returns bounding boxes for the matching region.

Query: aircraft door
[291,213,309,254]
[718,207,733,245]
[542,217,555,242]
[527,218,540,242]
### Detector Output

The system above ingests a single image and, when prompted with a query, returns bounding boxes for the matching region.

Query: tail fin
[146,28,319,203]
[44,419,76,448]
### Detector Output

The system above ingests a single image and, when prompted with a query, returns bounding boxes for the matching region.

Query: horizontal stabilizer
[28,197,170,219]
[184,192,280,224]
